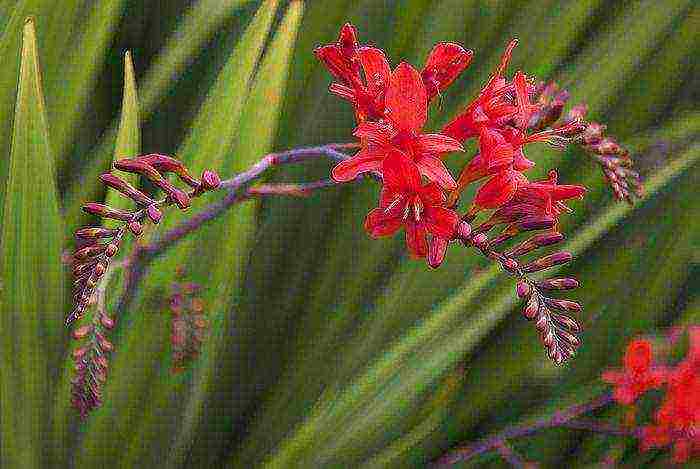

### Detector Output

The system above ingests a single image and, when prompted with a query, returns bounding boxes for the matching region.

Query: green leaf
[70,2,283,467]
[61,0,259,236]
[104,51,141,221]
[0,19,63,469]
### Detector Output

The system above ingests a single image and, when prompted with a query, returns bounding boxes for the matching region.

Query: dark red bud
[536,277,579,290]
[521,251,573,273]
[75,227,118,239]
[105,243,119,257]
[100,314,115,329]
[146,205,162,223]
[200,170,221,190]
[74,244,106,260]
[517,217,556,231]
[128,221,143,235]
[72,324,93,340]
[545,298,582,313]
[516,281,531,298]
[100,173,155,206]
[82,203,134,222]
[523,295,539,319]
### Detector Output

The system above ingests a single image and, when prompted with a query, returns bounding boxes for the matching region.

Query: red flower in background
[332,63,463,189]
[364,152,458,258]
[502,170,586,219]
[602,339,667,405]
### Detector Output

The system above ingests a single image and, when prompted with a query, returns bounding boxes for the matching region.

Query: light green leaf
[104,51,141,220]
[0,19,63,469]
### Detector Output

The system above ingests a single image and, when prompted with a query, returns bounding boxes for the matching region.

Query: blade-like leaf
[71,2,282,467]
[104,50,141,220]
[0,19,63,469]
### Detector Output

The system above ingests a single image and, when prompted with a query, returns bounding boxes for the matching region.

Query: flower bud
[75,227,118,239]
[516,281,531,298]
[545,298,582,313]
[72,324,93,340]
[521,251,573,273]
[105,243,119,257]
[147,205,162,224]
[427,236,449,269]
[536,277,579,290]
[82,203,134,222]
[100,314,115,329]
[200,170,221,190]
[128,221,143,235]
[523,296,540,319]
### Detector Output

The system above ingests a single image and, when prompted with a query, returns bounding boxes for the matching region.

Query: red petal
[364,208,402,238]
[329,83,356,102]
[485,38,518,90]
[415,133,464,155]
[382,150,421,191]
[415,155,456,190]
[422,42,473,99]
[424,206,459,238]
[512,148,535,171]
[479,127,514,171]
[418,181,445,206]
[405,222,428,258]
[331,149,384,182]
[441,107,481,142]
[427,235,449,269]
[474,170,522,208]
[385,62,427,133]
[315,45,354,83]
[550,184,586,201]
[358,47,391,96]
[338,23,358,54]
[513,71,539,129]
[353,121,395,145]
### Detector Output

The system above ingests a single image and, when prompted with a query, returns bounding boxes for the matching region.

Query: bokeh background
[0,0,698,467]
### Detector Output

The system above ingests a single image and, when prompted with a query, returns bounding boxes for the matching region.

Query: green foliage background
[0,0,697,467]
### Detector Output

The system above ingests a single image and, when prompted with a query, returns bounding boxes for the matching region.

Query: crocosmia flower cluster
[316,23,586,265]
[603,328,700,464]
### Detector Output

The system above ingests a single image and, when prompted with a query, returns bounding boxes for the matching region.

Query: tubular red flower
[602,339,668,405]
[332,63,462,188]
[363,152,458,258]
[421,42,473,100]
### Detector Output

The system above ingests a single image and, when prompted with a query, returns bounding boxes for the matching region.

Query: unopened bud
[521,251,573,273]
[427,236,449,269]
[72,324,93,340]
[147,205,162,223]
[545,298,582,313]
[456,221,472,239]
[536,277,579,290]
[502,258,518,272]
[518,217,555,231]
[128,221,143,235]
[200,170,221,190]
[105,243,119,257]
[471,233,488,247]
[523,296,540,319]
[100,314,115,329]
[516,281,531,298]
[582,122,605,145]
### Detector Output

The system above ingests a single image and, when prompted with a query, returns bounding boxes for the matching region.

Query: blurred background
[0,0,697,467]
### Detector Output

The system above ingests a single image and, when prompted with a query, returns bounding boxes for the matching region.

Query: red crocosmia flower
[473,169,528,209]
[421,42,473,100]
[364,152,459,258]
[332,62,463,189]
[328,46,392,123]
[512,70,540,129]
[509,170,586,218]
[602,339,667,405]
[442,39,521,142]
[314,23,360,85]
[641,370,700,463]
